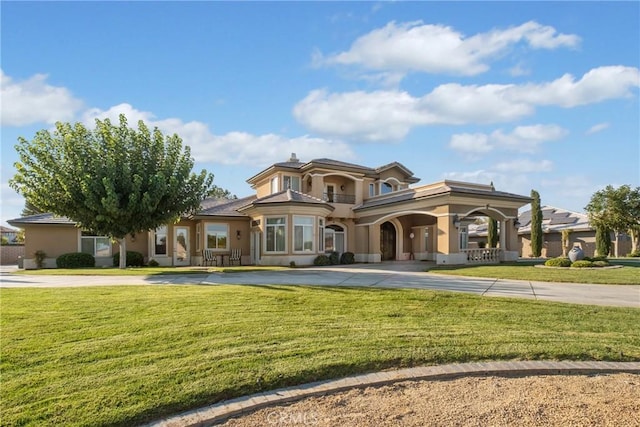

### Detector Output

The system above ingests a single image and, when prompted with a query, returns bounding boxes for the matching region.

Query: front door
[380,221,396,261]
[174,227,190,266]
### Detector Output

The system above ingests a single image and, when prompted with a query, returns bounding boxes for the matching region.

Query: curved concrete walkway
[145,361,640,427]
[2,262,638,307]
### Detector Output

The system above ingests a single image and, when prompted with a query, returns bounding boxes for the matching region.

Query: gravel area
[218,373,640,426]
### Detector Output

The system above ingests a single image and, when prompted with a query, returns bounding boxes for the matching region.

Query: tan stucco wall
[24,225,79,259]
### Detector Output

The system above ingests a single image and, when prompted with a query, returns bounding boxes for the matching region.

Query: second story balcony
[323,193,356,204]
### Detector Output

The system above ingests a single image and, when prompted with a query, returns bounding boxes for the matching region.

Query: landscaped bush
[34,250,47,269]
[313,254,331,266]
[593,260,610,267]
[57,252,96,269]
[571,260,594,268]
[112,251,144,267]
[328,251,340,265]
[584,256,608,262]
[627,250,640,258]
[544,257,571,267]
[148,259,160,267]
[340,252,355,264]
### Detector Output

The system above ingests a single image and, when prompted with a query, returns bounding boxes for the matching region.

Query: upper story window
[381,182,394,194]
[81,231,111,257]
[459,226,468,250]
[270,176,279,194]
[283,175,300,191]
[369,183,376,197]
[206,224,228,250]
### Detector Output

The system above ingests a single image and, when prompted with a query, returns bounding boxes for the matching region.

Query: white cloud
[585,122,610,135]
[294,66,638,141]
[83,103,355,166]
[494,159,553,173]
[449,124,567,158]
[0,70,83,127]
[317,20,580,77]
[443,169,532,198]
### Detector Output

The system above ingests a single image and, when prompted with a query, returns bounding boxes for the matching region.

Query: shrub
[593,260,610,267]
[544,257,571,267]
[627,250,640,258]
[584,256,608,262]
[328,251,340,265]
[289,261,296,268]
[57,252,95,269]
[112,251,144,267]
[571,260,594,268]
[340,252,355,264]
[34,250,47,269]
[148,259,160,267]
[313,255,331,266]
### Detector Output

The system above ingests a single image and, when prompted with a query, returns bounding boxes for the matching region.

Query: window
[270,176,279,194]
[81,231,111,257]
[318,219,325,252]
[381,182,393,194]
[206,224,228,250]
[459,226,468,250]
[325,225,345,253]
[294,216,314,252]
[369,183,375,197]
[266,217,286,252]
[283,175,300,191]
[154,226,168,256]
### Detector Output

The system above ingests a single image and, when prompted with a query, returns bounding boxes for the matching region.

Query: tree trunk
[118,238,127,269]
[614,232,619,258]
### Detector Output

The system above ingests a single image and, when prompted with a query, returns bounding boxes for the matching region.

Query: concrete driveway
[1,262,638,308]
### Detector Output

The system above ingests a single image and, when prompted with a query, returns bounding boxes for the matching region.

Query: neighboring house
[469,205,633,258]
[1,226,19,243]
[9,154,531,269]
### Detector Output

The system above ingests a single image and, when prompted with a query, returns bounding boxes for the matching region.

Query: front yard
[428,262,640,285]
[2,285,639,426]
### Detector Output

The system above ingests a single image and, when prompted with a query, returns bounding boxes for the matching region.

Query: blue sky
[2,1,639,227]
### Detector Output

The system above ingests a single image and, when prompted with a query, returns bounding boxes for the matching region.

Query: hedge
[112,251,144,267]
[544,257,571,267]
[340,252,355,264]
[56,252,96,269]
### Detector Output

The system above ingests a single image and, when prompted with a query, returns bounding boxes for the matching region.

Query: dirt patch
[218,373,639,426]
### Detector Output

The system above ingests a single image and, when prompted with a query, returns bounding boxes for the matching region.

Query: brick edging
[145,361,640,427]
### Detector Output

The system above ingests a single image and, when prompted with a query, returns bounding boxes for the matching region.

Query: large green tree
[530,189,543,257]
[585,185,640,256]
[10,115,213,268]
[208,185,237,200]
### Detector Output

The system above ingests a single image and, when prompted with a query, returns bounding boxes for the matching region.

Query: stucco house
[469,205,633,258]
[9,154,531,269]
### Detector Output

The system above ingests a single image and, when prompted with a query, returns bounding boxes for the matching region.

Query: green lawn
[15,265,287,276]
[428,263,640,285]
[2,285,639,426]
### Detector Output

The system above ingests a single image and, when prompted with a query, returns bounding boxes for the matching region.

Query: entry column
[368,224,381,263]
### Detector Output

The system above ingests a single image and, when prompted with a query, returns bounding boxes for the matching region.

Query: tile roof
[7,213,76,226]
[196,195,256,217]
[251,189,333,208]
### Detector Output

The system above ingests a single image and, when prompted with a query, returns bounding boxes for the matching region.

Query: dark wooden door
[380,222,396,260]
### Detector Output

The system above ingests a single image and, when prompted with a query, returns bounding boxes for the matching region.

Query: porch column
[367,224,381,263]
[499,219,506,249]
[435,214,466,265]
[501,218,520,261]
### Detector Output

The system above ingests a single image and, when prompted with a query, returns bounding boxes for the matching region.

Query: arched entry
[380,221,396,260]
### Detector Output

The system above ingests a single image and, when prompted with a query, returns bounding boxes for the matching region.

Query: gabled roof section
[375,161,420,183]
[195,195,257,217]
[305,158,375,173]
[7,213,76,226]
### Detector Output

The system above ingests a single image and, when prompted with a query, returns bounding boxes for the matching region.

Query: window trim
[283,175,301,191]
[265,216,287,254]
[270,176,280,194]
[205,223,229,251]
[293,215,314,253]
[153,225,168,257]
[79,231,112,258]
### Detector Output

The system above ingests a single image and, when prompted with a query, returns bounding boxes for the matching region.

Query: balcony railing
[322,193,356,204]
[462,248,501,264]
